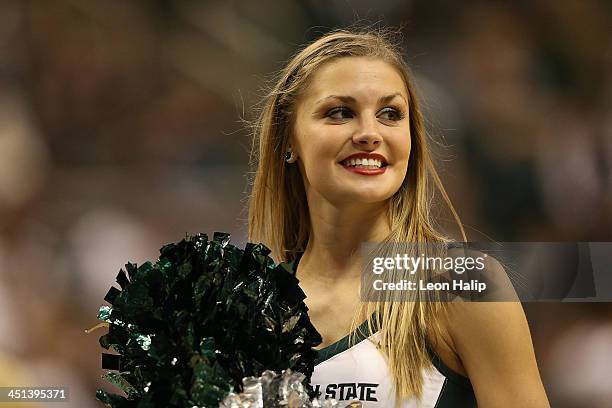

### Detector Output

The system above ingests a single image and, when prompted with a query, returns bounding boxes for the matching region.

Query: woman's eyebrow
[315,92,407,105]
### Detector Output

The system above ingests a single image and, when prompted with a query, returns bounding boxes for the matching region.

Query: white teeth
[341,158,384,168]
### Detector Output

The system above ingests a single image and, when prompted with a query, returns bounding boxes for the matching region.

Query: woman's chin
[331,190,394,206]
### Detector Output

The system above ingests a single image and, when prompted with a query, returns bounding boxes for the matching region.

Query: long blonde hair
[246,27,465,401]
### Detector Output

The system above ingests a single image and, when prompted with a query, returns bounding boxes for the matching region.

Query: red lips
[338,152,388,176]
[340,165,387,175]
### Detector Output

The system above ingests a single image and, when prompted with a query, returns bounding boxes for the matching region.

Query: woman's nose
[353,115,382,147]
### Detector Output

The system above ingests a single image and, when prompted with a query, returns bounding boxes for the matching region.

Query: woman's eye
[378,107,404,121]
[325,106,405,121]
[326,107,353,120]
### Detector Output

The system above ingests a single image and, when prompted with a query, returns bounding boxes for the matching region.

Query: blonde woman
[247,28,549,407]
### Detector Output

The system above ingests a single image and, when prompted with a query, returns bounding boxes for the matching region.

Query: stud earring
[285,147,296,163]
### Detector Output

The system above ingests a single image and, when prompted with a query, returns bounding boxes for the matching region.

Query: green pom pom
[95,232,321,407]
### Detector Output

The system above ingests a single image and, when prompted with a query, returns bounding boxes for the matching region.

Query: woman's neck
[297,199,391,281]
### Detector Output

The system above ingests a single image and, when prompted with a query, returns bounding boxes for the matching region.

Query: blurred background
[0,0,610,407]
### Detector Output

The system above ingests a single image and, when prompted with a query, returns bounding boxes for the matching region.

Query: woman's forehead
[301,57,408,103]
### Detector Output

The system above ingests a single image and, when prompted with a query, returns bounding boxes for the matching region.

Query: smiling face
[291,56,411,207]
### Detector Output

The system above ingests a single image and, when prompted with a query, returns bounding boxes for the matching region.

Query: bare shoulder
[427,253,518,377]
[441,254,550,407]
[444,253,525,342]
[450,246,519,302]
